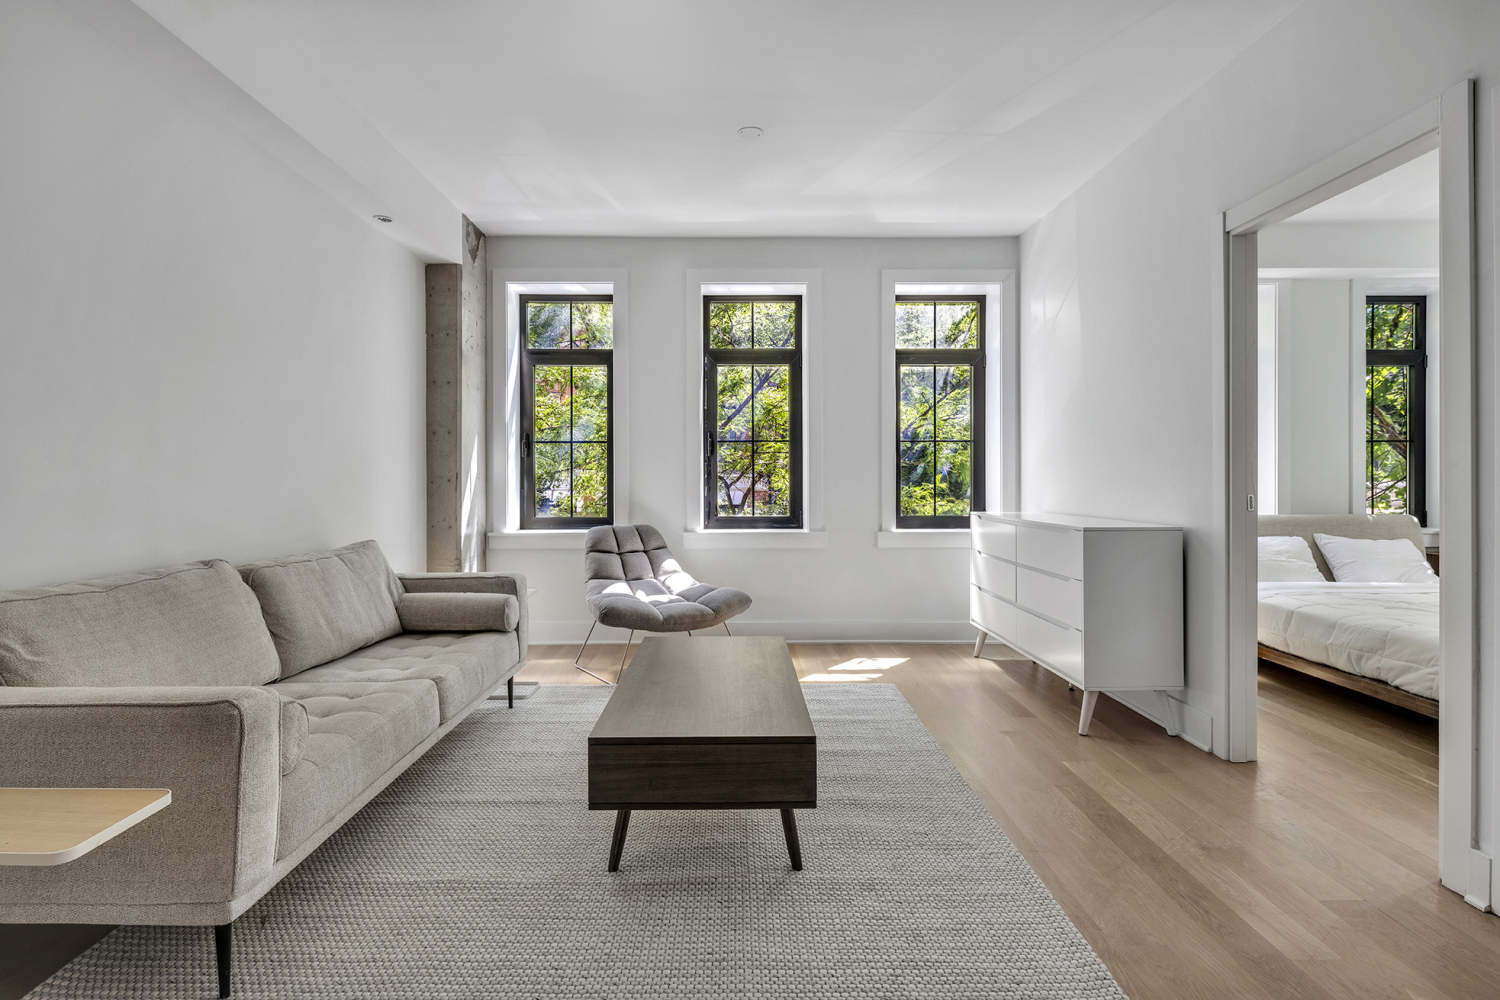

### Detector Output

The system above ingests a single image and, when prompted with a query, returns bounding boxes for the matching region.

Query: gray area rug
[36,685,1126,999]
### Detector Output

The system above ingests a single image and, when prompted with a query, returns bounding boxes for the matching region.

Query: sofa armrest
[398,572,529,657]
[0,685,283,919]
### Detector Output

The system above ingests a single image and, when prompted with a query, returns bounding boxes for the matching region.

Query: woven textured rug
[36,685,1126,999]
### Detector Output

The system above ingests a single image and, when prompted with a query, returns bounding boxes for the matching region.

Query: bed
[1256,513,1439,717]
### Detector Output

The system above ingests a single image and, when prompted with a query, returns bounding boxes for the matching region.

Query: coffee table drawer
[589,743,816,808]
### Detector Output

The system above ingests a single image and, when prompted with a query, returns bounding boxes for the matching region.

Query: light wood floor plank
[520,640,1500,999]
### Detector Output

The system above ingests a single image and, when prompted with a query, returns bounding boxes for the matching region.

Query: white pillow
[1313,533,1436,583]
[1257,535,1325,582]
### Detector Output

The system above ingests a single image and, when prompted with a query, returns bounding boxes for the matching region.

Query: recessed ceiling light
[737,126,763,138]
[373,215,394,223]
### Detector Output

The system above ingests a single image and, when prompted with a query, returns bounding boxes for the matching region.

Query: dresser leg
[1078,690,1100,736]
[1158,691,1179,737]
[973,630,987,657]
[607,809,631,872]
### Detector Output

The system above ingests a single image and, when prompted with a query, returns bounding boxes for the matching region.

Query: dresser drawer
[1014,607,1083,685]
[1016,525,1083,579]
[970,585,1015,640]
[970,551,1016,602]
[1016,566,1084,629]
[971,516,1017,561]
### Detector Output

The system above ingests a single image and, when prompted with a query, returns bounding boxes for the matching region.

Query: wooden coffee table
[587,635,815,871]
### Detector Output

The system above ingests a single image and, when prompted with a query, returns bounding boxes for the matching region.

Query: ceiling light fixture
[373,214,394,223]
[737,126,763,138]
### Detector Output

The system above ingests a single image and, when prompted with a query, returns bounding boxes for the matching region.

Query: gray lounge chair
[576,524,752,682]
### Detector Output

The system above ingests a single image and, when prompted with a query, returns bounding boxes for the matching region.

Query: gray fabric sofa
[0,540,526,940]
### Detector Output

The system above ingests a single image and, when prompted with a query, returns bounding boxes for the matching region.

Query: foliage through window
[520,295,612,528]
[703,296,802,528]
[896,296,984,527]
[1365,296,1426,525]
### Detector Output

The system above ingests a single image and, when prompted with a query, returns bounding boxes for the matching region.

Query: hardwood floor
[523,641,1500,1000]
[9,644,1495,998]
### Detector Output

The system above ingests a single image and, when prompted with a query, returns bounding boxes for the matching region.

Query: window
[703,296,803,529]
[519,295,613,528]
[895,296,985,528]
[1365,296,1426,524]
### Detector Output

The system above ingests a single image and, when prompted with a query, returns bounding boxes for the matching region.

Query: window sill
[487,530,587,550]
[876,530,971,549]
[681,529,828,550]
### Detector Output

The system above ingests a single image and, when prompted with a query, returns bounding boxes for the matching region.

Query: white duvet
[1257,582,1439,701]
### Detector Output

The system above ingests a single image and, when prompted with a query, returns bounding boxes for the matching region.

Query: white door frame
[1222,80,1481,903]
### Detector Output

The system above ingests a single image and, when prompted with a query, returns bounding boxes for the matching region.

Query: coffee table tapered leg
[780,808,803,870]
[607,809,631,871]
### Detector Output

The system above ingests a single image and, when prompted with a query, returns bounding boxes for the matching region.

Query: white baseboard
[1109,690,1214,751]
[529,619,974,645]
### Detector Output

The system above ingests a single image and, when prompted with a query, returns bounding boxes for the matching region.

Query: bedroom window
[1365,296,1426,525]
[703,296,803,529]
[519,295,613,529]
[896,296,985,528]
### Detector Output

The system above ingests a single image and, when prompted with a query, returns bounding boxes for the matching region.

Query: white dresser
[970,511,1184,736]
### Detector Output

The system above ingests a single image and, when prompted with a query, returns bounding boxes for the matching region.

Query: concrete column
[426,217,487,571]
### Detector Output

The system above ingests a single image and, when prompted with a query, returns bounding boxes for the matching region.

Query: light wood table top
[0,787,170,866]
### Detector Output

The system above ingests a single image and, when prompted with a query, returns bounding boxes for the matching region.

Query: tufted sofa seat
[267,679,440,858]
[287,632,519,723]
[584,524,751,633]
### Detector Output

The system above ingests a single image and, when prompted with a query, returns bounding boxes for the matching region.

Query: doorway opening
[1224,81,1481,905]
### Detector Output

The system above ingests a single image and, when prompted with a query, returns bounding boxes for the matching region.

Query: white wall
[486,237,1017,643]
[1259,220,1439,271]
[1018,0,1495,767]
[0,0,429,589]
[1277,280,1357,514]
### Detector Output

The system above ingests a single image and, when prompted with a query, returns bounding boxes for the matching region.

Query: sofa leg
[507,677,513,709]
[214,923,232,998]
[723,621,732,636]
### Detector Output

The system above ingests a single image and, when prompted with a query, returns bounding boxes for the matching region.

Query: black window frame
[702,295,804,530]
[1365,295,1427,526]
[895,294,986,529]
[519,294,614,530]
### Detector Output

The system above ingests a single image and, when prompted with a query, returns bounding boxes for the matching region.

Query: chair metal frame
[574,621,733,684]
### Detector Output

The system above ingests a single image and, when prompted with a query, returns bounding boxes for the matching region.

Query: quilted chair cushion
[583,524,752,633]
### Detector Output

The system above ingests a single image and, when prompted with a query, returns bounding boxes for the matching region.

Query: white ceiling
[1285,149,1440,223]
[135,0,1300,238]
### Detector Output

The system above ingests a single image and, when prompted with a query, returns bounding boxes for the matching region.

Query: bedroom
[1253,150,1442,757]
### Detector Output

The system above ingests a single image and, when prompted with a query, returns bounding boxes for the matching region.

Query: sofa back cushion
[238,540,403,679]
[0,560,280,688]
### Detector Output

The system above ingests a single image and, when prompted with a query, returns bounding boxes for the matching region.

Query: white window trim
[487,269,630,552]
[683,270,826,549]
[876,269,1017,548]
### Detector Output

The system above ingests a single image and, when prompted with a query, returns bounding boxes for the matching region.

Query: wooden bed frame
[1257,644,1438,718]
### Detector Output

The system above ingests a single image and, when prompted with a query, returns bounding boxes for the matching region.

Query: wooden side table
[0,787,171,866]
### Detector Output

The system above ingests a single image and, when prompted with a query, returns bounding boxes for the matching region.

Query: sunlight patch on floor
[800,657,909,683]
